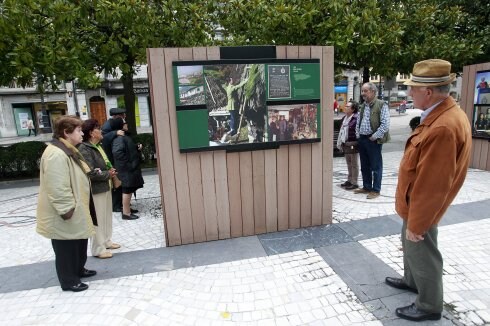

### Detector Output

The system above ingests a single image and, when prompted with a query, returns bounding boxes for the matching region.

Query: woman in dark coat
[79,119,120,259]
[111,118,144,220]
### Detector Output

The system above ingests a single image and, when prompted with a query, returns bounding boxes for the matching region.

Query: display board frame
[172,58,322,153]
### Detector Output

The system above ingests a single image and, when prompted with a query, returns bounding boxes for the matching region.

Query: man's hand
[117,130,125,136]
[369,136,376,142]
[61,207,75,220]
[406,229,424,242]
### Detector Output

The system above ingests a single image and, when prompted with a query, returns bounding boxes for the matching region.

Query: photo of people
[474,70,490,104]
[267,103,319,142]
[204,63,266,145]
[472,105,490,138]
[176,65,205,105]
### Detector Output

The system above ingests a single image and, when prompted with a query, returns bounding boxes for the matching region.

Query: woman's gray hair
[363,82,378,94]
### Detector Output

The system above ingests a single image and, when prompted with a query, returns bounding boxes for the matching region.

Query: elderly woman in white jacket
[36,116,97,292]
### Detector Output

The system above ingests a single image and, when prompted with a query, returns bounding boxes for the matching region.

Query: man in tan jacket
[385,59,472,321]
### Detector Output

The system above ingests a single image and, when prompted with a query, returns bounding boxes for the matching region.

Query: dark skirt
[122,186,142,194]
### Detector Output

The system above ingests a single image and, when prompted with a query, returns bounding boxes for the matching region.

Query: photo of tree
[204,64,266,145]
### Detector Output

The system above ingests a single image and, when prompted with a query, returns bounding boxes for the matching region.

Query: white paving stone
[0,250,380,325]
[361,218,490,326]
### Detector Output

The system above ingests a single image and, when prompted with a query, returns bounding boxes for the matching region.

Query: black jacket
[101,119,118,164]
[112,135,144,189]
[78,142,111,195]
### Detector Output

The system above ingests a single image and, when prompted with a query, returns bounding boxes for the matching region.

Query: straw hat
[404,59,456,87]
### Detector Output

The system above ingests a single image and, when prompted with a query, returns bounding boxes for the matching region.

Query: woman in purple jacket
[337,101,360,190]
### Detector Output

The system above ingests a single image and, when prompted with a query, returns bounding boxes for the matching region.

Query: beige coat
[36,143,95,240]
[395,97,472,234]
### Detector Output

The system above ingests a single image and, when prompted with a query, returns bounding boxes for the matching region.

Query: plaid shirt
[356,101,390,139]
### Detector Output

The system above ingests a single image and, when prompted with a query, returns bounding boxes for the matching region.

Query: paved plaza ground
[0,109,489,325]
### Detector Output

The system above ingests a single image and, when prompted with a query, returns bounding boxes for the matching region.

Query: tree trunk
[121,73,137,135]
[362,66,370,84]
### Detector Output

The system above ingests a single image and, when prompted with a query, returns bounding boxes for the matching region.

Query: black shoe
[396,303,441,321]
[130,208,139,213]
[113,207,122,213]
[62,283,89,292]
[385,277,418,293]
[344,184,359,190]
[80,268,97,278]
[122,213,140,220]
[340,181,352,188]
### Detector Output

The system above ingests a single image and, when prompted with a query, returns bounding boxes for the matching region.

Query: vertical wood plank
[286,46,301,230]
[322,46,334,224]
[310,46,324,226]
[300,144,312,227]
[191,46,219,241]
[461,64,474,167]
[147,48,181,246]
[201,153,219,241]
[227,152,242,237]
[472,140,483,169]
[275,45,289,231]
[288,144,301,229]
[264,149,278,232]
[214,151,231,239]
[298,46,311,59]
[252,150,266,234]
[187,153,206,242]
[239,151,255,236]
[298,45,312,228]
[276,146,289,231]
[206,46,230,239]
[479,140,489,170]
[460,65,472,120]
[166,47,194,244]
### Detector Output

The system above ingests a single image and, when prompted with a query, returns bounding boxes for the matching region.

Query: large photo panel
[173,59,320,152]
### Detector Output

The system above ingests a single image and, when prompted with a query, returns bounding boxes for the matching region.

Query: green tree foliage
[0,0,96,90]
[0,0,217,135]
[218,0,484,81]
[67,0,218,135]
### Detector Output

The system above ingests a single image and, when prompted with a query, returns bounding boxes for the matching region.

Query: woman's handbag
[342,141,359,154]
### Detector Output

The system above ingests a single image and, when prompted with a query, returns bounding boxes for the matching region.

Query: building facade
[0,66,152,138]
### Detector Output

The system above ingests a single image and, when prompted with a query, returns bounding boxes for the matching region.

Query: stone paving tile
[360,218,490,326]
[0,250,381,326]
[333,151,490,223]
[0,172,165,269]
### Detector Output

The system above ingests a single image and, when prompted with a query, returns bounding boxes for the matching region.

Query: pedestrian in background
[386,59,472,322]
[79,119,121,259]
[27,118,36,136]
[101,108,126,213]
[354,82,390,199]
[111,118,144,220]
[36,115,97,292]
[337,101,360,190]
